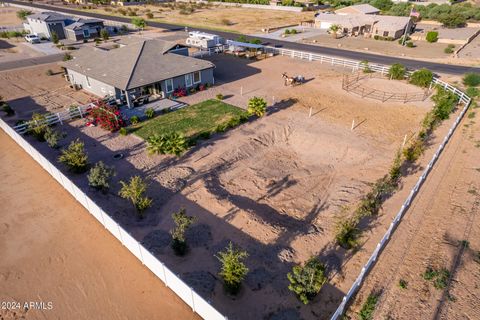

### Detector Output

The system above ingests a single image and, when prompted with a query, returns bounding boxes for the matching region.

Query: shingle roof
[315,13,376,28]
[27,11,70,22]
[374,15,411,32]
[336,4,380,15]
[64,18,104,31]
[62,39,214,91]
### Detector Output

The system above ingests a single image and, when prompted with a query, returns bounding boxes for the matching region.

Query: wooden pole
[309,107,312,118]
[351,119,355,131]
[402,134,407,147]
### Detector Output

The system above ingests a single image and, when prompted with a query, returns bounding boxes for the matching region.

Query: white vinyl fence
[0,118,227,320]
[255,46,473,320]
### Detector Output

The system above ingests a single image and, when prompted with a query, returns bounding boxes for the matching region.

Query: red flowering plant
[173,87,187,98]
[86,100,125,132]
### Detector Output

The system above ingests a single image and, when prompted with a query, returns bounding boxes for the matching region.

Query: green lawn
[133,99,248,140]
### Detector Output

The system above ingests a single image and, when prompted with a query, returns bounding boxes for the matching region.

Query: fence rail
[0,117,227,320]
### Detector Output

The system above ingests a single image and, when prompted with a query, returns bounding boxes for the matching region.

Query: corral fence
[342,72,431,103]
[255,46,472,319]
[0,119,227,320]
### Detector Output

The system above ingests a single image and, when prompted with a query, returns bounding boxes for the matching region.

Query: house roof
[374,15,411,32]
[336,4,380,15]
[315,13,376,28]
[62,39,214,91]
[64,18,104,31]
[27,11,70,22]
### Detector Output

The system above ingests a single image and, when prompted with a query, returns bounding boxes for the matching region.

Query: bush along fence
[0,120,227,320]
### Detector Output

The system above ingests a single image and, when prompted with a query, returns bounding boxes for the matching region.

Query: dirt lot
[1,55,457,319]
[0,7,22,27]
[349,106,480,319]
[83,4,311,34]
[0,63,92,117]
[0,130,199,320]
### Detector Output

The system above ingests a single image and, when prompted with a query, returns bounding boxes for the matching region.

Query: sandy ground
[82,4,311,34]
[349,106,480,319]
[0,63,92,117]
[0,130,200,320]
[0,39,47,64]
[0,55,445,319]
[0,7,22,27]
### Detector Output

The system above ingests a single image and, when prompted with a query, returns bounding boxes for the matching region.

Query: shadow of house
[0,39,15,50]
[200,54,262,84]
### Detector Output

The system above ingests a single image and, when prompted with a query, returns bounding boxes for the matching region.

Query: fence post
[77,106,83,118]
[57,113,63,125]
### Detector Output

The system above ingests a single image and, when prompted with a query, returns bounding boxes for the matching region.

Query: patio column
[125,90,133,109]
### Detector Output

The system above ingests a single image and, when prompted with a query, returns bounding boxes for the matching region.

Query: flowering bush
[173,87,187,98]
[87,100,125,132]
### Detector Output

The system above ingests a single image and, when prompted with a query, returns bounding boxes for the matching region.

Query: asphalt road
[0,53,63,71]
[6,0,480,75]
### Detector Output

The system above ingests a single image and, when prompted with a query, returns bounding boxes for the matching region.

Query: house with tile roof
[61,39,215,108]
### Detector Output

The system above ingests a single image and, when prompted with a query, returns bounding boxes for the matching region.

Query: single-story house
[24,11,71,40]
[61,39,215,108]
[314,12,412,39]
[335,4,380,15]
[64,18,105,41]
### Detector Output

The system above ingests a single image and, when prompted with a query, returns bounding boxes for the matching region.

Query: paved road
[0,53,63,71]
[5,0,480,75]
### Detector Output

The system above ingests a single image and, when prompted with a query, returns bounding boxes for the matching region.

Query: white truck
[186,31,225,50]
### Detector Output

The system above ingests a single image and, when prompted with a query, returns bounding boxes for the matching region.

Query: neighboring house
[61,39,215,108]
[314,12,413,39]
[24,11,71,40]
[64,18,105,41]
[335,4,380,15]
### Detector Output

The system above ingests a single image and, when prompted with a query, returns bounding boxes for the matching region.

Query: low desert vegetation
[425,31,439,43]
[444,44,455,54]
[44,127,64,149]
[388,63,406,80]
[118,176,152,217]
[28,113,48,141]
[147,132,188,156]
[287,257,327,304]
[144,108,155,119]
[216,242,249,294]
[87,161,116,191]
[398,279,408,289]
[463,73,480,87]
[247,97,267,117]
[409,68,433,88]
[0,96,14,116]
[359,292,380,320]
[423,266,450,290]
[170,208,196,256]
[16,9,32,20]
[58,139,89,173]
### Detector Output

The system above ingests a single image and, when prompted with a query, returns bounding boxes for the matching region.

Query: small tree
[463,73,480,87]
[170,208,196,256]
[215,242,249,294]
[287,257,326,304]
[118,176,152,217]
[329,24,341,39]
[247,97,267,117]
[335,216,359,249]
[131,17,146,32]
[51,31,59,44]
[88,161,116,191]
[147,132,188,156]
[100,28,109,41]
[58,139,89,173]
[409,68,433,88]
[16,9,32,20]
[28,113,48,141]
[425,31,438,43]
[388,63,406,80]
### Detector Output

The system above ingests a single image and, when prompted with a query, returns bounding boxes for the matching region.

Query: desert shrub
[444,44,455,54]
[221,18,232,25]
[16,9,32,20]
[87,161,116,191]
[216,242,249,294]
[44,127,63,149]
[147,132,188,156]
[63,53,72,61]
[466,87,479,98]
[388,63,406,80]
[58,139,89,173]
[146,12,154,19]
[144,108,155,119]
[88,102,125,132]
[287,257,326,304]
[409,68,433,88]
[51,31,59,44]
[46,69,54,76]
[247,97,267,117]
[119,127,128,136]
[397,35,410,44]
[360,60,373,73]
[405,41,415,48]
[463,73,480,87]
[403,138,424,162]
[398,279,408,289]
[291,29,298,34]
[431,86,458,120]
[359,293,379,320]
[118,176,152,217]
[100,28,109,41]
[28,113,48,141]
[170,208,196,256]
[434,268,450,289]
[118,8,127,15]
[426,31,439,43]
[389,149,403,183]
[130,115,139,124]
[1,103,14,116]
[216,93,224,100]
[439,12,466,28]
[335,217,359,249]
[285,29,291,35]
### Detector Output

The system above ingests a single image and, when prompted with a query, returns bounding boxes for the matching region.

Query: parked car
[25,34,41,44]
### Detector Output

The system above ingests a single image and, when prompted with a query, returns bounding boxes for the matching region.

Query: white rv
[186,31,225,49]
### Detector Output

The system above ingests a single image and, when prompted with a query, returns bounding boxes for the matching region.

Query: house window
[165,78,173,93]
[193,71,201,84]
[83,29,90,38]
[383,31,389,37]
[85,76,91,87]
[185,73,193,87]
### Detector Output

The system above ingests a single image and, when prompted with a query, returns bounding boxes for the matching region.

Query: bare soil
[1,55,458,319]
[0,130,199,320]
[0,7,22,27]
[349,106,480,320]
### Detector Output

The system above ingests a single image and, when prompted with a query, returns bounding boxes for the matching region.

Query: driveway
[23,41,62,55]
[250,27,327,42]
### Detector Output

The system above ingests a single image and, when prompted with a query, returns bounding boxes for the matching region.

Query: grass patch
[133,99,248,142]
[359,293,380,320]
[422,266,450,290]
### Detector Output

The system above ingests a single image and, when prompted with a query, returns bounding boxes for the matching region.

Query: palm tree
[329,24,341,39]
